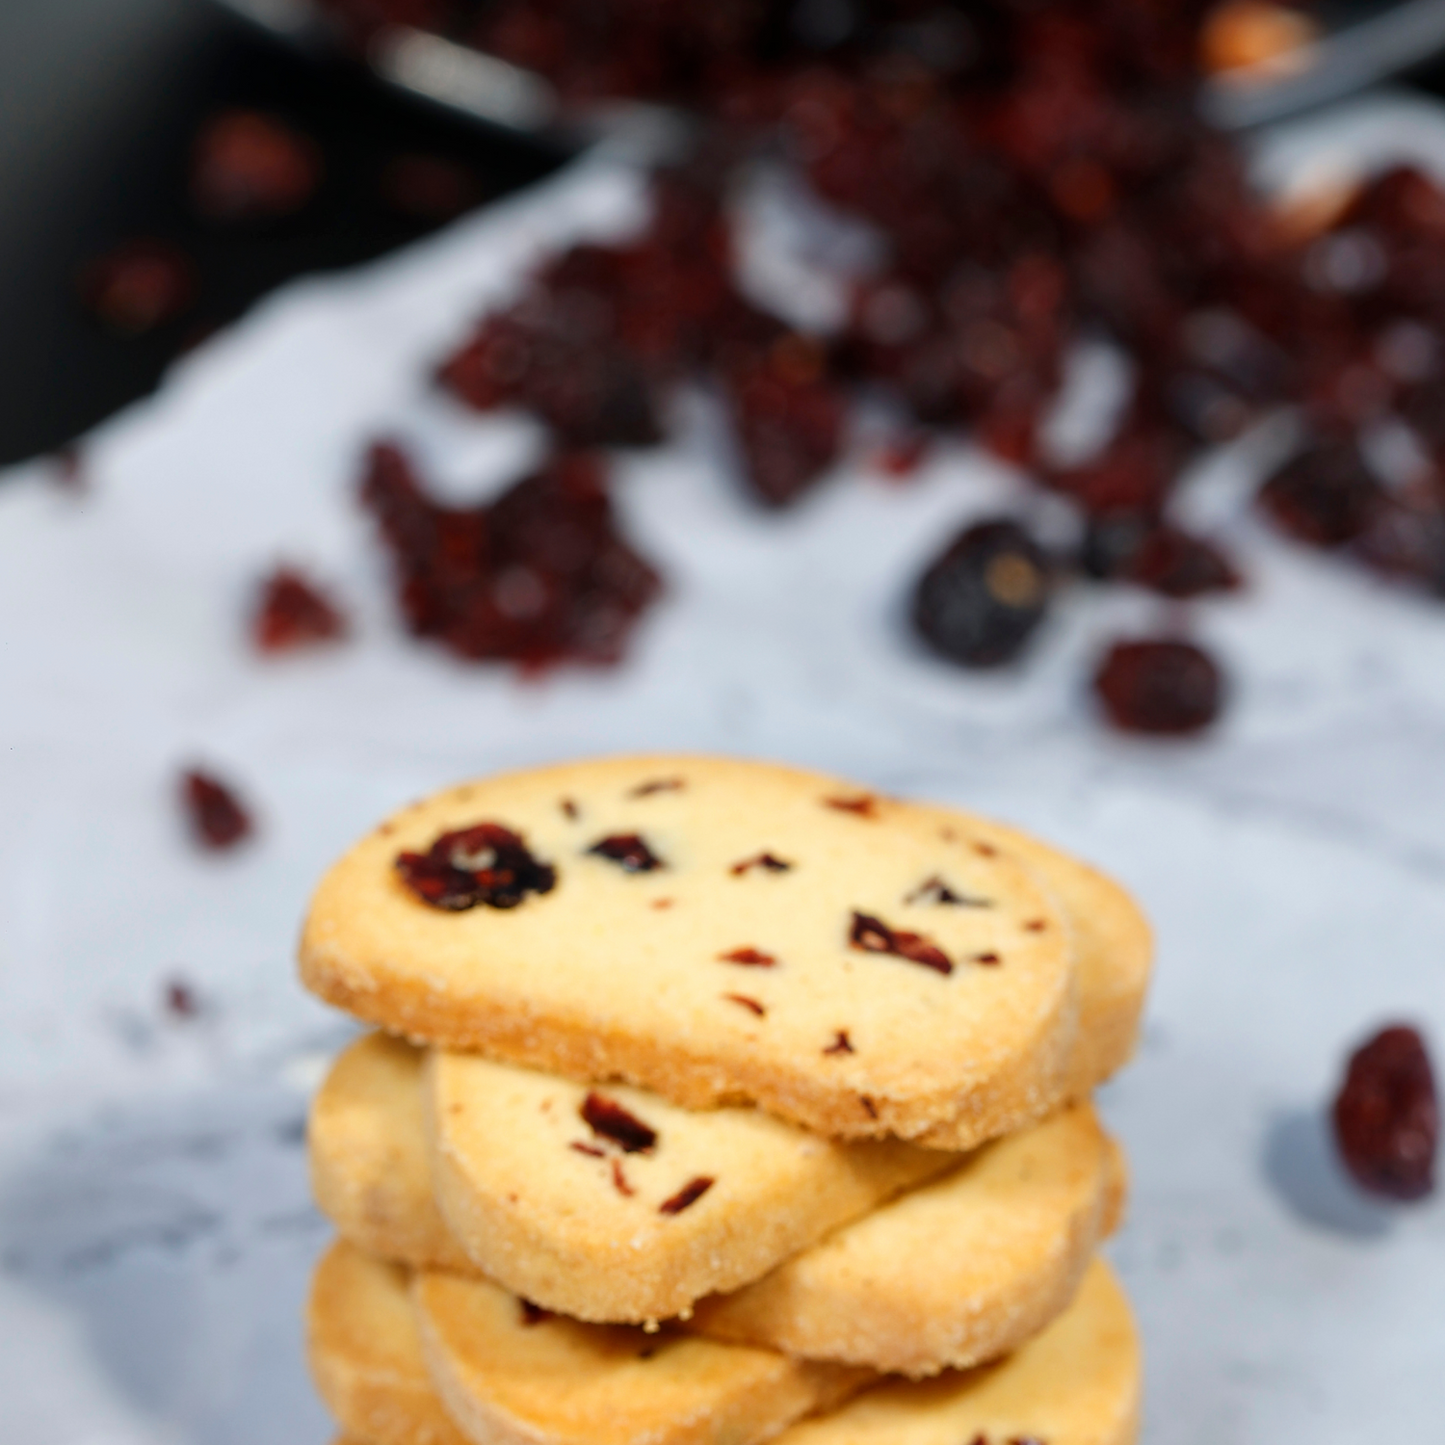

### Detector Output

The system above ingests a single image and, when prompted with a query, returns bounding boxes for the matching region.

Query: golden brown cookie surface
[301,756,1076,1146]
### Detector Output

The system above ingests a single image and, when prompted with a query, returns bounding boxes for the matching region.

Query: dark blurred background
[3,0,1445,470]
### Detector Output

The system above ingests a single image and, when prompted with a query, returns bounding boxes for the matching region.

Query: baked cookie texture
[426,1048,951,1322]
[310,1033,1124,1365]
[300,756,1077,1148]
[307,1239,469,1445]
[412,1267,870,1445]
[769,1257,1140,1445]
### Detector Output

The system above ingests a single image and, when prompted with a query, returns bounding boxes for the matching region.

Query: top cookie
[300,756,1075,1145]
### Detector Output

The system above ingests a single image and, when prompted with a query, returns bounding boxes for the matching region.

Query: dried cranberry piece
[359,444,661,670]
[80,241,196,335]
[729,852,792,875]
[181,769,253,850]
[395,823,556,911]
[1333,1025,1437,1201]
[1258,437,1383,548]
[659,1176,714,1215]
[723,994,766,1016]
[629,778,684,797]
[190,110,321,223]
[905,876,990,907]
[1126,526,1241,599]
[587,834,664,872]
[823,1030,854,1054]
[581,1093,657,1154]
[1093,639,1224,735]
[251,567,347,653]
[848,912,953,976]
[824,795,877,818]
[718,948,776,967]
[912,519,1051,668]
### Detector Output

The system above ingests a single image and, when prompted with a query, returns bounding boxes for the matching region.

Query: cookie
[903,811,1152,1149]
[311,1031,475,1277]
[412,1267,870,1445]
[426,1047,954,1322]
[300,756,1076,1147]
[310,1033,1124,1366]
[307,1238,469,1445]
[768,1257,1139,1445]
[690,1101,1122,1375]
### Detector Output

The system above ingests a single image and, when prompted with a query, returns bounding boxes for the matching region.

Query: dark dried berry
[905,875,991,907]
[824,795,877,817]
[191,110,321,223]
[395,823,556,910]
[730,852,793,875]
[1332,1025,1437,1201]
[629,778,684,797]
[718,947,777,967]
[1093,639,1224,736]
[181,769,253,850]
[611,1159,635,1196]
[80,241,196,335]
[1126,527,1240,599]
[251,566,347,652]
[588,834,664,872]
[848,912,952,975]
[569,1142,605,1158]
[723,993,766,1016]
[659,1176,714,1215]
[823,1030,854,1054]
[912,520,1050,668]
[1258,437,1383,548]
[581,1093,657,1153]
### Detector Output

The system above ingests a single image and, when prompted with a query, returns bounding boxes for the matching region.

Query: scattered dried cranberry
[629,778,684,797]
[580,1093,657,1153]
[912,520,1051,668]
[181,769,253,850]
[730,852,792,875]
[191,111,321,223]
[718,948,777,967]
[658,1176,714,1215]
[80,241,196,335]
[906,876,990,907]
[395,823,556,910]
[1258,437,1384,548]
[250,566,347,653]
[1093,639,1224,735]
[723,994,766,1016]
[360,443,661,670]
[848,911,953,976]
[824,795,877,818]
[1332,1025,1437,1201]
[588,834,664,872]
[1125,527,1241,599]
[611,1158,635,1196]
[823,1030,854,1054]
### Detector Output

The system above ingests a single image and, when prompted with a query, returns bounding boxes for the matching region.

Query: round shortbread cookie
[412,1267,869,1445]
[307,1239,469,1445]
[691,1101,1121,1375]
[309,1034,1125,1364]
[300,756,1076,1146]
[426,1048,950,1322]
[768,1257,1140,1445]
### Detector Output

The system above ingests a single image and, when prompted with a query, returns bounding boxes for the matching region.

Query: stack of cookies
[298,757,1152,1445]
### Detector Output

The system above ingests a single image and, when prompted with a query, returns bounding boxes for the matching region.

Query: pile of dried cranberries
[319,0,1445,733]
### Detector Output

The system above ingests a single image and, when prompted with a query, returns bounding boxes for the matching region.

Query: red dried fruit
[191,110,321,223]
[1259,437,1383,548]
[560,798,580,820]
[629,778,684,797]
[251,566,347,653]
[581,1093,658,1154]
[1094,638,1224,735]
[824,795,877,818]
[569,1142,605,1158]
[823,1030,854,1055]
[912,520,1051,669]
[730,852,793,875]
[718,948,777,967]
[611,1159,635,1196]
[80,241,196,335]
[848,911,953,976]
[519,1300,552,1325]
[181,769,253,850]
[973,951,1001,966]
[1125,527,1241,599]
[360,443,661,670]
[395,823,556,910]
[588,834,664,872]
[1332,1025,1437,1201]
[723,994,766,1016]
[658,1176,714,1216]
[905,876,990,907]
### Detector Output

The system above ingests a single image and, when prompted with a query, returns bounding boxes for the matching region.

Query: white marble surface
[1,92,1444,1445]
